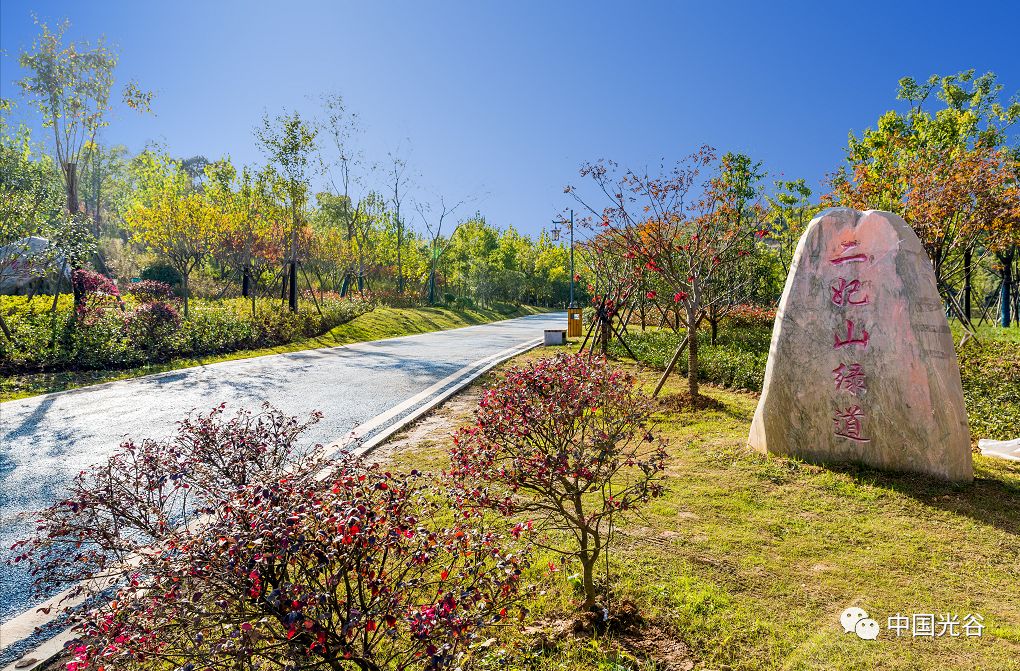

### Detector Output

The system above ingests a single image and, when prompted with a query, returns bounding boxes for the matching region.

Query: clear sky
[1,0,1018,236]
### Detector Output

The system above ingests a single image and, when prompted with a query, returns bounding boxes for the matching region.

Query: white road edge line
[0,336,544,671]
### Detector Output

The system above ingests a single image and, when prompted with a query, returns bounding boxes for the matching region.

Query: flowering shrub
[127,279,175,303]
[448,354,667,608]
[13,404,528,671]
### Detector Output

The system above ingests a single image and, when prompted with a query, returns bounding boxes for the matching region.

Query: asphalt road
[0,312,565,626]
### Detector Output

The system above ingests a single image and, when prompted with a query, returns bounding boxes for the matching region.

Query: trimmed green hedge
[0,295,373,374]
[610,326,770,392]
[959,341,1020,440]
[611,323,1020,441]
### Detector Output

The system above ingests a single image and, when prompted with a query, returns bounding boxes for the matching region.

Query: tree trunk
[396,223,404,294]
[652,334,689,397]
[580,552,598,609]
[709,317,718,345]
[182,272,190,319]
[242,264,251,298]
[687,321,699,398]
[1000,250,1014,328]
[288,261,298,312]
[63,161,79,215]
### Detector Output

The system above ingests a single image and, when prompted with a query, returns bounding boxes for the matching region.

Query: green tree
[829,70,1020,324]
[256,110,316,311]
[0,102,66,340]
[205,159,286,316]
[18,17,151,219]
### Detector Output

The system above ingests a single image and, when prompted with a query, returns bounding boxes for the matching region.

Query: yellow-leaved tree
[125,151,222,317]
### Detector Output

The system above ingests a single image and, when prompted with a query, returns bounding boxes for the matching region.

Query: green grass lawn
[0,304,548,402]
[378,349,1020,671]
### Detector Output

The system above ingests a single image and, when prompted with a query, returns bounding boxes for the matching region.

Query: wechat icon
[841,607,880,640]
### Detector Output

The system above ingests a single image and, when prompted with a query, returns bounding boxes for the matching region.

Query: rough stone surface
[749,208,972,481]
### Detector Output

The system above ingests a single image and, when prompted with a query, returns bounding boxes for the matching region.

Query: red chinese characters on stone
[830,240,869,266]
[831,278,869,306]
[834,319,870,350]
[832,363,867,395]
[833,405,871,442]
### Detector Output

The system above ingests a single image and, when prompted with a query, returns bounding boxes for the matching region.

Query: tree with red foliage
[448,354,667,610]
[14,405,529,671]
[575,229,640,355]
[567,147,766,397]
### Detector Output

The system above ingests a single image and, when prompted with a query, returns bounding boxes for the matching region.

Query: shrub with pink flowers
[13,404,528,671]
[448,353,667,609]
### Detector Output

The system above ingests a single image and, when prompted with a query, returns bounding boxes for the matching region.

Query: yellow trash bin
[567,308,583,338]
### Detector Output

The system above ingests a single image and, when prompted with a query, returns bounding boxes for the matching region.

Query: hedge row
[611,322,1020,441]
[0,295,373,374]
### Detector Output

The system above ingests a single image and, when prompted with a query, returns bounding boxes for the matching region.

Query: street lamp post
[552,209,576,308]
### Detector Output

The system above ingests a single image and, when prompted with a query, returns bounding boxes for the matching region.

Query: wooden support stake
[652,334,689,398]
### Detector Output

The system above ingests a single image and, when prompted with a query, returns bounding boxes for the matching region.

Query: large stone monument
[748,208,972,482]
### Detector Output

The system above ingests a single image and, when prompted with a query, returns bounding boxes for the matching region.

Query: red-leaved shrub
[13,405,529,671]
[448,354,667,608]
[127,279,175,303]
[71,269,121,322]
[725,303,777,328]
[122,301,181,353]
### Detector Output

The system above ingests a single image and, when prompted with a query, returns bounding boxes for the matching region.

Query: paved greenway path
[0,312,565,629]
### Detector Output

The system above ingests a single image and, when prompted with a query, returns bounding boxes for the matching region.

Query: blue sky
[1,0,1018,236]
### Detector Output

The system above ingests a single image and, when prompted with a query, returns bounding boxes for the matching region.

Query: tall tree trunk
[63,161,79,215]
[288,261,298,312]
[396,224,404,294]
[1000,250,1014,328]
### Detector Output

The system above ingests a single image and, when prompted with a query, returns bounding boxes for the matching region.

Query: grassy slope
[380,348,1020,671]
[0,304,548,402]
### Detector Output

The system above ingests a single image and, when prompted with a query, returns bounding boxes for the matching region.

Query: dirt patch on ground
[658,391,726,412]
[525,601,694,670]
[368,387,482,466]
